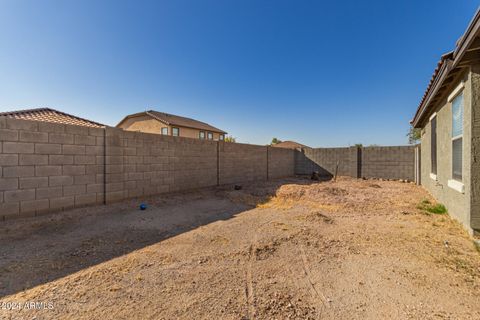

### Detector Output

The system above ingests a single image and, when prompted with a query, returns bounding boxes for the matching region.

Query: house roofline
[411,54,453,127]
[411,8,480,128]
[453,8,480,63]
[115,111,147,127]
[0,107,106,128]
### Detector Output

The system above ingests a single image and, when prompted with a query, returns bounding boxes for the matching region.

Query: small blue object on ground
[139,203,147,210]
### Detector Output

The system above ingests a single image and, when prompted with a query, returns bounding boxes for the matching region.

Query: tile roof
[412,9,480,127]
[0,108,105,128]
[413,51,453,122]
[117,110,227,134]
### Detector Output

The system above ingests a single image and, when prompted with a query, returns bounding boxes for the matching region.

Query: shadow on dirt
[0,177,325,297]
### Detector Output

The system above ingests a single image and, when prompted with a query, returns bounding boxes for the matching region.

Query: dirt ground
[1,177,479,319]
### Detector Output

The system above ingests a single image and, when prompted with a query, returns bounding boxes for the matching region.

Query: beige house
[117,110,227,140]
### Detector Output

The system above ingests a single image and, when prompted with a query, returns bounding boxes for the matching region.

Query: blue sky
[0,1,478,146]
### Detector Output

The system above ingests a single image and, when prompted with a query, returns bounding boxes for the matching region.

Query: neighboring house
[0,108,105,128]
[117,110,227,141]
[411,10,480,234]
[272,140,309,149]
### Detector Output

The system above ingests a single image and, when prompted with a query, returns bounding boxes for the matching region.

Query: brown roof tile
[0,108,105,128]
[413,51,453,123]
[412,9,480,127]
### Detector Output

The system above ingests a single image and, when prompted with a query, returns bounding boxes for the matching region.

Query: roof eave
[453,9,480,64]
[115,111,151,127]
[412,9,480,128]
[411,59,453,128]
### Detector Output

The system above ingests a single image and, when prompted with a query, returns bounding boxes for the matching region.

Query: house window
[431,115,437,176]
[452,93,463,181]
[199,131,205,139]
[161,127,168,135]
[172,127,179,137]
[219,134,224,141]
[207,132,213,140]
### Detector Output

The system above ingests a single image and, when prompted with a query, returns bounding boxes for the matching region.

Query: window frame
[219,134,224,141]
[199,131,205,139]
[450,90,464,182]
[172,127,180,137]
[430,113,437,179]
[451,137,463,181]
[207,132,213,140]
[161,127,168,135]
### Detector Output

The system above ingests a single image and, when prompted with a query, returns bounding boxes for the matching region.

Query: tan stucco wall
[118,115,224,140]
[420,70,473,233]
[117,115,168,134]
[174,126,223,140]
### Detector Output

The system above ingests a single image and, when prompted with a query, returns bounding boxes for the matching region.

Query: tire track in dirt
[245,233,257,319]
[299,245,328,316]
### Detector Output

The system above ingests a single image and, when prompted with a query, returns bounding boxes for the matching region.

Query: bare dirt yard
[1,177,479,319]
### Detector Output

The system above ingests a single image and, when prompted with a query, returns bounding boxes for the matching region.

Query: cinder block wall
[295,147,358,177]
[0,117,105,219]
[219,142,268,184]
[361,146,415,180]
[0,119,295,220]
[104,127,219,202]
[295,145,415,180]
[0,118,416,221]
[268,147,295,179]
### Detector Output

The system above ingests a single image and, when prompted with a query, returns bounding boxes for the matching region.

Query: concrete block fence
[295,147,359,177]
[0,118,294,221]
[361,146,416,180]
[0,117,417,221]
[294,145,416,181]
[0,118,106,220]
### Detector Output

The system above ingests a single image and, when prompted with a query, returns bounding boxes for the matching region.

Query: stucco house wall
[419,69,474,233]
[172,127,223,140]
[410,9,480,234]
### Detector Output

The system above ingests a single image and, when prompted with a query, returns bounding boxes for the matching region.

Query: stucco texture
[420,70,473,232]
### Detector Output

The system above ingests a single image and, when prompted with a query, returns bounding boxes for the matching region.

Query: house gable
[117,114,168,134]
